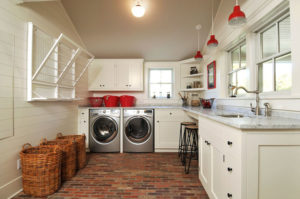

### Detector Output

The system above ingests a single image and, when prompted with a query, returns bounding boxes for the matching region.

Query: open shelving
[180,88,206,92]
[27,22,94,101]
[183,73,204,78]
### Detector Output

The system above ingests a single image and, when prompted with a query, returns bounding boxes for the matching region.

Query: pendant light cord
[211,0,214,34]
[197,30,200,51]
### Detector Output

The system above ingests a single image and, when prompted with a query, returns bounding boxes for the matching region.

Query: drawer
[198,116,242,159]
[155,109,189,122]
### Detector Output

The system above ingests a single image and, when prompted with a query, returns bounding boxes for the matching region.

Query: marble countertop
[79,105,300,130]
[182,106,300,130]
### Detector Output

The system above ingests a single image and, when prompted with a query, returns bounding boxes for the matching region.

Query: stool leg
[178,124,183,158]
[184,129,192,174]
[181,127,186,165]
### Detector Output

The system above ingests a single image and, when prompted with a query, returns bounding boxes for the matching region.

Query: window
[149,68,174,98]
[228,42,247,96]
[258,14,292,93]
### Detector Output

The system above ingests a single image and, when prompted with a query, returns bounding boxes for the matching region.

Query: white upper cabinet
[88,59,116,90]
[88,59,144,91]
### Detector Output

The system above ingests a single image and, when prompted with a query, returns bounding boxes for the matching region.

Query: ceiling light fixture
[207,0,219,48]
[194,24,203,60]
[228,0,246,27]
[132,1,145,18]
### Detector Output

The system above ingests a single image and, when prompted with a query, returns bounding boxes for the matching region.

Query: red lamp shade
[228,5,246,26]
[207,35,219,48]
[194,50,203,60]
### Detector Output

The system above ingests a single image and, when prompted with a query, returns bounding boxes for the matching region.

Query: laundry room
[1,0,300,199]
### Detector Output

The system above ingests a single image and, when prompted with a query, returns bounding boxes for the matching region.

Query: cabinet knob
[227,193,233,198]
[83,121,86,123]
[157,120,159,123]
[129,84,131,87]
[205,140,210,145]
[126,85,128,87]
[169,112,172,115]
[227,141,233,146]
[227,167,233,172]
[81,113,84,115]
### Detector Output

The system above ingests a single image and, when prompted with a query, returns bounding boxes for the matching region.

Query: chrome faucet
[232,86,261,115]
[264,102,271,117]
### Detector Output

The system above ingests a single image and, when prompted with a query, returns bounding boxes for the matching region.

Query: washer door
[92,116,118,143]
[125,116,151,143]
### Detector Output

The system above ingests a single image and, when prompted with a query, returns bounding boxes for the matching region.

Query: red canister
[103,95,119,107]
[120,95,136,107]
[88,97,103,107]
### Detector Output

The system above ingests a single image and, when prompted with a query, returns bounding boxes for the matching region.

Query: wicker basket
[20,143,62,197]
[40,138,76,181]
[56,133,86,169]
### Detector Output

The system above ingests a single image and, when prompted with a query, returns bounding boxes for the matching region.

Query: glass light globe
[132,4,145,18]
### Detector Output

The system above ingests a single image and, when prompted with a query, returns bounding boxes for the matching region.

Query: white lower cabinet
[155,108,194,152]
[78,108,89,149]
[198,115,300,199]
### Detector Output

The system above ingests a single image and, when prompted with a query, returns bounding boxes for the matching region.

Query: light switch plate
[17,159,21,170]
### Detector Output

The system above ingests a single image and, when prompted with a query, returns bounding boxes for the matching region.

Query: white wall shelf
[183,73,204,78]
[181,88,205,92]
[27,22,94,102]
[179,57,201,65]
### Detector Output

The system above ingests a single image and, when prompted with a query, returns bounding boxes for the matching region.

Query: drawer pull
[157,120,159,123]
[83,121,86,123]
[205,140,210,145]
[227,193,233,198]
[227,141,233,146]
[169,112,172,115]
[227,167,233,172]
[81,113,84,115]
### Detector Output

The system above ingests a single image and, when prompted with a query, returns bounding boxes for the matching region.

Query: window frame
[228,40,247,97]
[148,68,175,99]
[257,13,291,94]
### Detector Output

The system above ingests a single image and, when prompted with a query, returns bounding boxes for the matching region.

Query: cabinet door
[88,59,116,90]
[199,136,211,191]
[115,60,143,91]
[155,121,180,149]
[128,60,143,90]
[211,146,227,199]
[116,60,130,90]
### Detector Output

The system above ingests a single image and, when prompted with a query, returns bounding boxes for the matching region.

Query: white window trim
[227,40,247,97]
[148,68,175,99]
[256,12,291,94]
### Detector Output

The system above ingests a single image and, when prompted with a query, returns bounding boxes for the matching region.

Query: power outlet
[17,159,21,170]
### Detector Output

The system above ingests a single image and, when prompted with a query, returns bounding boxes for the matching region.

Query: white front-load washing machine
[123,109,154,152]
[89,109,120,152]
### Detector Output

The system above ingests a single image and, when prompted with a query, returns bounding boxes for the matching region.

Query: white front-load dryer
[123,109,154,152]
[89,109,120,152]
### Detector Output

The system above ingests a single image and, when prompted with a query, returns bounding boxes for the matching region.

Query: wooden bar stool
[182,125,198,174]
[179,122,196,161]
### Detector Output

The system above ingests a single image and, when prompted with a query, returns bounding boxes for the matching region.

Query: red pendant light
[207,0,218,48]
[228,0,246,27]
[194,24,203,60]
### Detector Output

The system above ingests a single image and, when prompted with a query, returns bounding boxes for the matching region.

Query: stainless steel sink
[218,114,244,118]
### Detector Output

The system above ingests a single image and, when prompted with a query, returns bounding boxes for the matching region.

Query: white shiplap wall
[0,0,89,198]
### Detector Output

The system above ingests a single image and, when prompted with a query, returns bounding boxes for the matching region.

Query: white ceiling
[62,0,221,61]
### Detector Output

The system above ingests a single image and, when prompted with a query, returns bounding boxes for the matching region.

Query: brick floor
[14,153,208,199]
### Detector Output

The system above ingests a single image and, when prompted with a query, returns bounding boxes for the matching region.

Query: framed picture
[207,61,216,89]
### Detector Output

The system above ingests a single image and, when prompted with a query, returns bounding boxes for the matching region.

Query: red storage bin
[120,95,136,107]
[88,97,103,107]
[103,95,119,107]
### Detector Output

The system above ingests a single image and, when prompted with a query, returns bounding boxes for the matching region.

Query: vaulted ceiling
[62,0,221,61]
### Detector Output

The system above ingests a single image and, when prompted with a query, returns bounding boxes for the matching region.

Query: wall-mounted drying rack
[27,22,94,101]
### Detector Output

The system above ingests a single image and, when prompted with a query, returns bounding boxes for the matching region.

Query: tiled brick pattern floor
[14,153,208,199]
